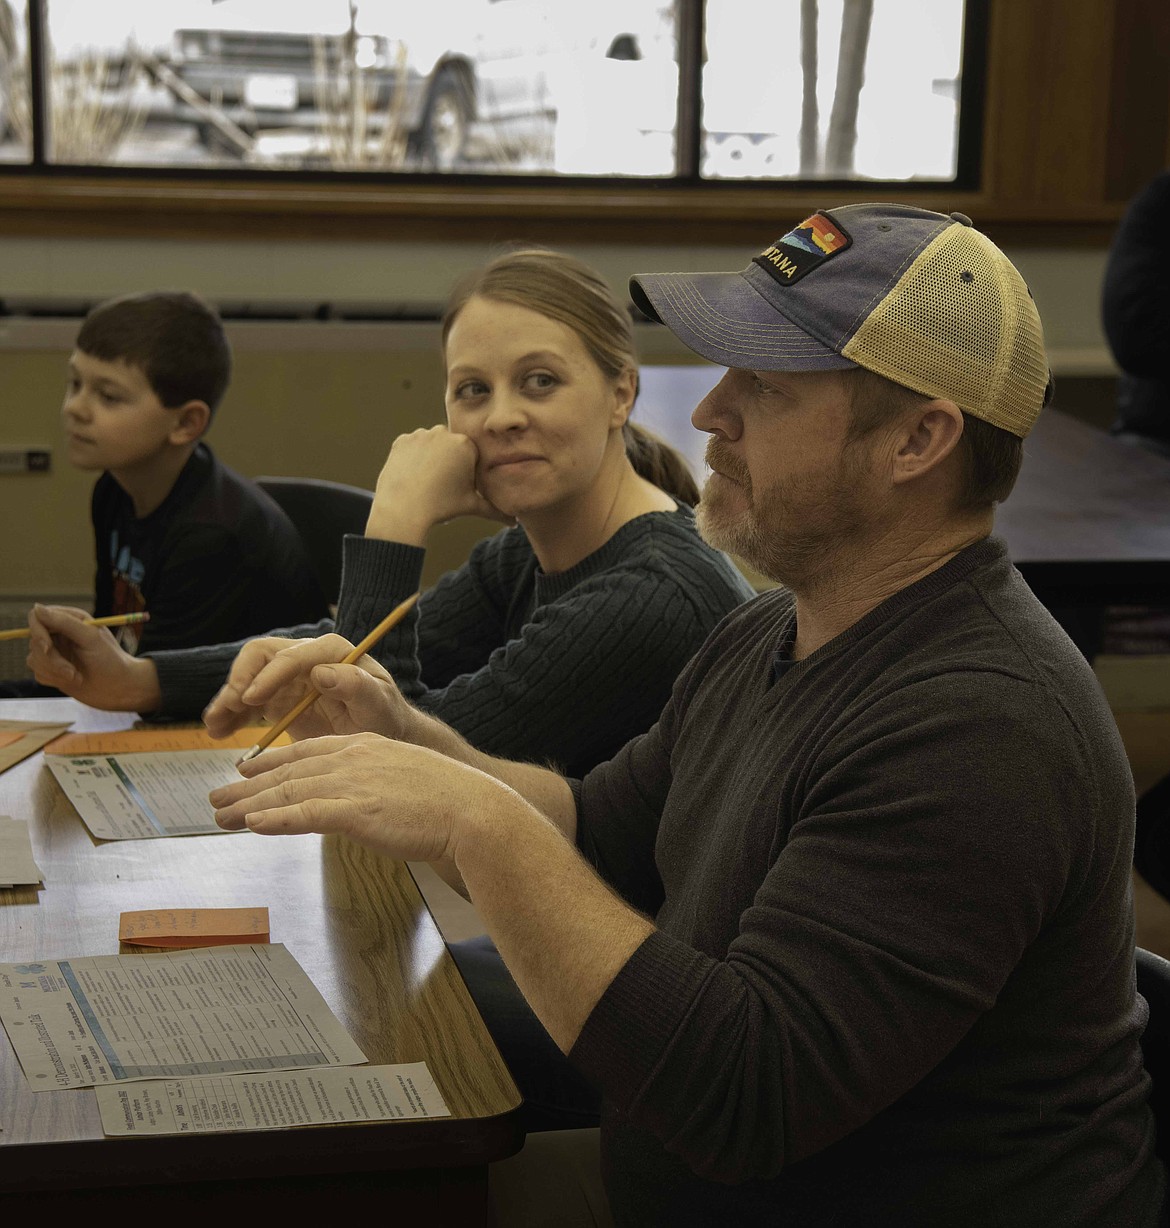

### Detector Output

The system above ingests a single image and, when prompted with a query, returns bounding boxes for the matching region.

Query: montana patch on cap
[753,212,852,286]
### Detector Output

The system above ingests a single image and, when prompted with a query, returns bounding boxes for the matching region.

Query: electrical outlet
[0,449,51,474]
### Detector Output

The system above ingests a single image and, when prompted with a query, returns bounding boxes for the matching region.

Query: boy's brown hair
[76,290,231,421]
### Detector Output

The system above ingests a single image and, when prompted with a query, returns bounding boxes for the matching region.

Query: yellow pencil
[237,591,421,765]
[0,611,150,642]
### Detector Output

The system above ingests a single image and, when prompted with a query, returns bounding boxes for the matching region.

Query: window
[701,0,968,181]
[0,0,29,163]
[0,0,977,184]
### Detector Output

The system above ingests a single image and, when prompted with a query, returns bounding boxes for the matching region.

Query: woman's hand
[26,604,161,712]
[365,426,513,544]
[209,732,505,865]
[203,634,416,742]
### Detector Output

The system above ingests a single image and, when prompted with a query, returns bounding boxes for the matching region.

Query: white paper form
[0,815,44,887]
[44,749,244,839]
[96,1062,450,1135]
[0,943,367,1090]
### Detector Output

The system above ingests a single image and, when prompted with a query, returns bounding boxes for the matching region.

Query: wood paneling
[1105,0,1170,201]
[980,0,1116,203]
[0,174,1128,249]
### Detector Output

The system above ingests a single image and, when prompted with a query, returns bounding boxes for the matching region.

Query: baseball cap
[629,203,1051,438]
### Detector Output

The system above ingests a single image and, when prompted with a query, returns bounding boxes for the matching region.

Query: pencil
[0,611,150,642]
[236,591,421,765]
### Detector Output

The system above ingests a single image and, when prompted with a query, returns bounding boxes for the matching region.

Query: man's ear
[168,400,211,446]
[890,399,965,486]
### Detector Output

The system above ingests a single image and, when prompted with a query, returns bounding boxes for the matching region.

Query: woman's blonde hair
[442,246,701,506]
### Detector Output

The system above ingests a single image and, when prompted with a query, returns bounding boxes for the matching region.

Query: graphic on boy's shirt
[106,531,148,655]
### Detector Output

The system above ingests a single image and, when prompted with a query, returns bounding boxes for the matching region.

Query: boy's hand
[26,604,161,712]
[365,426,514,544]
[204,634,414,743]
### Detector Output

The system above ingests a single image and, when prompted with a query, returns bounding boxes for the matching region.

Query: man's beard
[695,438,871,591]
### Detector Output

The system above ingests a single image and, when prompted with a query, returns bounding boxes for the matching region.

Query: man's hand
[366,426,514,544]
[203,634,415,742]
[209,731,649,1054]
[26,604,161,712]
[209,732,509,866]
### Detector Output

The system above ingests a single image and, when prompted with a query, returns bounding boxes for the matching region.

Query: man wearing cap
[210,204,1164,1226]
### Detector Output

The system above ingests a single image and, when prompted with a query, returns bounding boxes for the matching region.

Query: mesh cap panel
[843,224,1049,436]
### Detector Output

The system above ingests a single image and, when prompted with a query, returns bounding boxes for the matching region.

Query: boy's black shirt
[92,443,328,654]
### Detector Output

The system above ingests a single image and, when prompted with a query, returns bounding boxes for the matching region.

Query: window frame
[0,0,1161,248]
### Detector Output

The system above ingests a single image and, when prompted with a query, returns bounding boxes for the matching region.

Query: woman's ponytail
[623,421,700,506]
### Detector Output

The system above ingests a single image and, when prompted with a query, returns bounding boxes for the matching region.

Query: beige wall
[0,234,1119,603]
[0,318,506,598]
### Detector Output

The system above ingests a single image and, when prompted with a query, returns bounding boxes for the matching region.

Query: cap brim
[630,269,855,372]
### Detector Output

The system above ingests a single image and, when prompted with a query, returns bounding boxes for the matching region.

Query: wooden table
[0,699,522,1218]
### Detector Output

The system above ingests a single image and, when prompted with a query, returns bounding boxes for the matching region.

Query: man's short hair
[842,367,1055,510]
[75,291,232,418]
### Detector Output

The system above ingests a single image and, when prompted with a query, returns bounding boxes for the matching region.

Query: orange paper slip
[47,726,291,755]
[119,907,270,948]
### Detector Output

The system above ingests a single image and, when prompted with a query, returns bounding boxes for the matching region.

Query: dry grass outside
[6,45,145,163]
[307,23,553,172]
[311,32,412,170]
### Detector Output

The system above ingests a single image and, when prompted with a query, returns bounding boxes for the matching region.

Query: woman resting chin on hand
[179,248,755,779]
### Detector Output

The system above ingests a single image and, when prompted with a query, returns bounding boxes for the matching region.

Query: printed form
[0,815,44,887]
[97,1062,450,1136]
[45,749,243,839]
[0,943,367,1090]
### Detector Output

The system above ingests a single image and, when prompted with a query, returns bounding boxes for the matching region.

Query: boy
[61,290,327,655]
